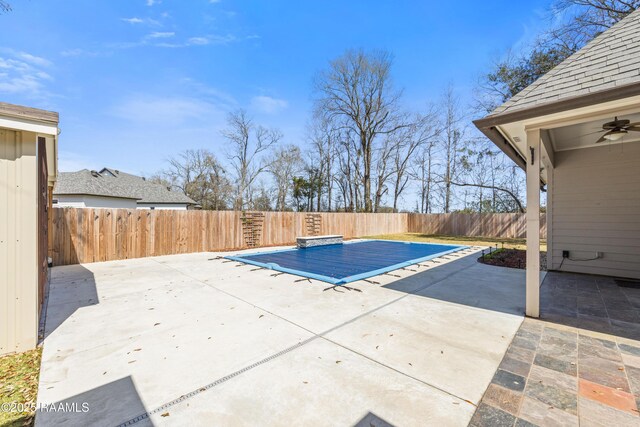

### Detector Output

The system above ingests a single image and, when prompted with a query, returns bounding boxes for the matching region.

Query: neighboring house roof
[476,8,640,126]
[54,168,196,205]
[54,170,140,200]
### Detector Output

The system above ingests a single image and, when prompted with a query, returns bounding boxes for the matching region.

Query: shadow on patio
[382,250,640,344]
[36,376,152,426]
[41,264,98,340]
[381,252,526,317]
[540,271,640,342]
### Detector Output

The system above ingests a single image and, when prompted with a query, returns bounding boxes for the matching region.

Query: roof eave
[477,126,526,170]
[474,81,640,174]
[137,201,195,205]
[54,192,142,201]
[0,102,59,124]
[474,81,640,129]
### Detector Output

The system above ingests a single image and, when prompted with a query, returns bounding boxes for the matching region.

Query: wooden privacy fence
[51,209,546,266]
[407,213,546,239]
[50,209,408,266]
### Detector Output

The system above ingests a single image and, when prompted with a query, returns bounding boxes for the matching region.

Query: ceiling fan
[595,117,640,143]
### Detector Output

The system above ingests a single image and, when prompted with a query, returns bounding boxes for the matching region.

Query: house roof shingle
[54,168,196,205]
[487,8,640,118]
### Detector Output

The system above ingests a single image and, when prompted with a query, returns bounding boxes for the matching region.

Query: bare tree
[154,149,231,210]
[268,145,303,211]
[308,116,338,211]
[548,0,639,49]
[391,111,439,212]
[334,129,357,211]
[314,49,405,212]
[373,134,398,212]
[439,87,466,213]
[410,141,437,213]
[447,181,525,213]
[251,183,273,211]
[0,1,11,13]
[223,109,281,210]
[333,128,364,212]
[451,141,526,213]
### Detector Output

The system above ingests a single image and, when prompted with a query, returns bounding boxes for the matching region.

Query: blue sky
[1,0,551,176]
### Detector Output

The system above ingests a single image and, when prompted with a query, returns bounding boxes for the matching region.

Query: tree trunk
[425,154,432,213]
[363,164,372,212]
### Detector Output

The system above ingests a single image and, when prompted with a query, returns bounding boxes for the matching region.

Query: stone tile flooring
[470,272,640,426]
[540,272,640,342]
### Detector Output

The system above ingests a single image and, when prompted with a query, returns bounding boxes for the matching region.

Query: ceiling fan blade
[627,126,640,132]
[595,131,612,143]
[604,118,630,129]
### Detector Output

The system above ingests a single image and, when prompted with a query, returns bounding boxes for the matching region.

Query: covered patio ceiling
[483,93,640,184]
[549,112,640,152]
[496,94,640,157]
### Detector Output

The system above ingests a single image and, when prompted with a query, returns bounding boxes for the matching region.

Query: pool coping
[224,239,468,285]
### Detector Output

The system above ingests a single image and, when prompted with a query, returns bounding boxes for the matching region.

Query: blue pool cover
[225,240,466,284]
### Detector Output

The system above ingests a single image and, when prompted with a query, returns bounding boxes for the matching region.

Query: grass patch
[364,233,547,251]
[0,348,42,427]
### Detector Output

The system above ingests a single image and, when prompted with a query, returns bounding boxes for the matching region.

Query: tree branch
[449,181,525,213]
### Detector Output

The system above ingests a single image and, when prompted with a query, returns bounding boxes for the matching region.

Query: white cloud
[187,34,237,46]
[146,0,159,6]
[110,95,222,125]
[209,0,222,3]
[60,48,100,57]
[122,17,144,24]
[121,16,161,27]
[187,36,210,46]
[152,42,182,48]
[179,78,237,108]
[17,52,52,67]
[151,34,238,48]
[209,34,238,44]
[0,51,54,99]
[147,31,175,39]
[250,95,288,114]
[60,48,84,57]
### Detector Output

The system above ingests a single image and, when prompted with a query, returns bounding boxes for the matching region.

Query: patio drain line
[116,253,479,426]
[116,335,317,427]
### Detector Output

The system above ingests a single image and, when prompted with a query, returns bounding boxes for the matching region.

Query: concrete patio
[36,246,525,426]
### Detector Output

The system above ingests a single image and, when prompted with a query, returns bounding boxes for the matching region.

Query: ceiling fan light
[604,129,627,141]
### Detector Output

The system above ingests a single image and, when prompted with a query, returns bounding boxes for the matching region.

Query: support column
[526,129,541,318]
[545,162,553,271]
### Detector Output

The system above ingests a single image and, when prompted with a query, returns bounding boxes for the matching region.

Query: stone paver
[579,378,638,414]
[470,271,640,426]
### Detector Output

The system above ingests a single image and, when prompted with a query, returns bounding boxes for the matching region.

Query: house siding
[550,142,640,279]
[55,194,137,209]
[0,128,38,354]
[136,203,188,210]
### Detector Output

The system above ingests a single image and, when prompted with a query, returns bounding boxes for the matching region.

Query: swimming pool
[225,240,466,284]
